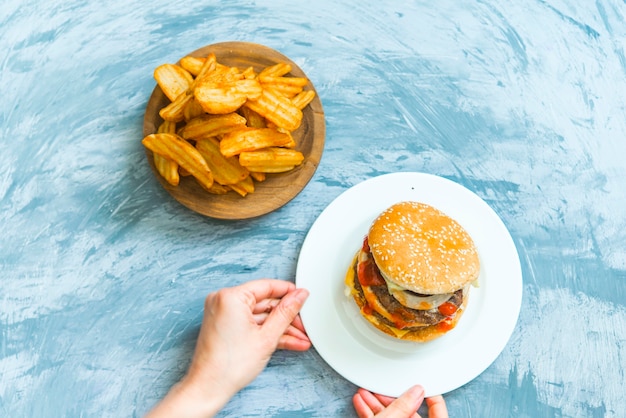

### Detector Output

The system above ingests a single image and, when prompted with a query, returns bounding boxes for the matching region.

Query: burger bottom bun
[346,263,468,343]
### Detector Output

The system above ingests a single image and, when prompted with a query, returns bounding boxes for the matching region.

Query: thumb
[384,385,425,416]
[262,288,309,341]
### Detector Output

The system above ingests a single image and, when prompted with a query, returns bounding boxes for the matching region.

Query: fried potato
[243,89,303,131]
[142,133,214,189]
[192,53,217,87]
[159,92,194,122]
[238,106,267,128]
[220,128,293,158]
[157,120,177,134]
[194,62,262,114]
[239,147,304,171]
[183,98,206,121]
[241,165,296,173]
[178,113,247,140]
[259,75,308,98]
[241,66,256,80]
[153,153,179,186]
[154,64,194,102]
[276,128,296,148]
[153,121,180,186]
[263,85,302,98]
[291,90,316,110]
[258,62,291,78]
[203,182,230,195]
[249,171,266,182]
[195,78,262,114]
[195,137,250,185]
[228,176,255,197]
[179,56,205,76]
[258,75,309,87]
[146,51,318,198]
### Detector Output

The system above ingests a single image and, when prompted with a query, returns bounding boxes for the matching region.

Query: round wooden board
[143,41,325,220]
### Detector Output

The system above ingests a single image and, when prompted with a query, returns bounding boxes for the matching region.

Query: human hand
[353,386,449,418]
[187,279,310,394]
[146,279,310,418]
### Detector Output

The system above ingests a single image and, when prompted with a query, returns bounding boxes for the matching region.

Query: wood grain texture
[143,42,325,219]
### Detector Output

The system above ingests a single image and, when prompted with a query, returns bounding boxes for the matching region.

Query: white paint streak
[499,287,626,417]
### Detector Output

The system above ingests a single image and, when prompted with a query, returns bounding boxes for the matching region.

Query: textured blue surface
[2,1,626,417]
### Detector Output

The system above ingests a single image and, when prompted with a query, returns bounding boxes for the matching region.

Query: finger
[284,323,309,342]
[277,333,311,351]
[253,303,306,332]
[290,313,306,333]
[253,312,269,325]
[253,313,308,341]
[261,288,309,343]
[355,388,385,415]
[252,314,307,339]
[253,313,311,347]
[426,395,449,418]
[384,385,425,416]
[238,279,297,304]
[252,298,280,314]
[352,392,374,418]
[373,392,396,407]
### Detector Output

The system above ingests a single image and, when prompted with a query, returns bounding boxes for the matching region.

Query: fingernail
[408,384,425,400]
[294,288,310,303]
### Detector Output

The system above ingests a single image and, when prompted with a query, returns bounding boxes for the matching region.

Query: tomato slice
[357,257,386,286]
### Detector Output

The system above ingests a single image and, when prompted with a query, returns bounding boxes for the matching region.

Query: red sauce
[438,302,458,316]
[392,317,410,329]
[362,304,374,315]
[437,320,455,332]
[357,256,386,286]
[357,236,386,287]
[362,236,370,253]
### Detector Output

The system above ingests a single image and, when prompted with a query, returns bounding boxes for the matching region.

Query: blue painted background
[2,1,625,417]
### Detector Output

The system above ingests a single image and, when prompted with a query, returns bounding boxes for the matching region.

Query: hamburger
[345,201,480,342]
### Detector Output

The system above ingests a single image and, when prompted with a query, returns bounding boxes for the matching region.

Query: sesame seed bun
[368,201,480,295]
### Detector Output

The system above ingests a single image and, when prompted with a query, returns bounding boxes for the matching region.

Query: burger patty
[353,262,464,328]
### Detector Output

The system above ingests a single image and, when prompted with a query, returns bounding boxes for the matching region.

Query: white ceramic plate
[296,172,522,397]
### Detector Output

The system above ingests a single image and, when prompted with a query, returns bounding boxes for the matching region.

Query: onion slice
[388,287,453,310]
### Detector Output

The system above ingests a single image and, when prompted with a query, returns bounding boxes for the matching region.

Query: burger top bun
[368,201,480,295]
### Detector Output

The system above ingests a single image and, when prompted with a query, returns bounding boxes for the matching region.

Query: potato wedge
[153,121,180,185]
[153,153,179,186]
[241,165,296,173]
[183,98,205,121]
[195,137,249,185]
[203,182,230,195]
[142,133,213,189]
[146,51,319,198]
[249,171,266,182]
[243,89,302,131]
[239,147,304,169]
[178,113,247,140]
[159,92,194,122]
[291,90,316,110]
[180,56,205,76]
[194,62,262,114]
[220,128,293,158]
[238,106,267,129]
[258,62,291,78]
[228,176,255,197]
[154,64,194,102]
